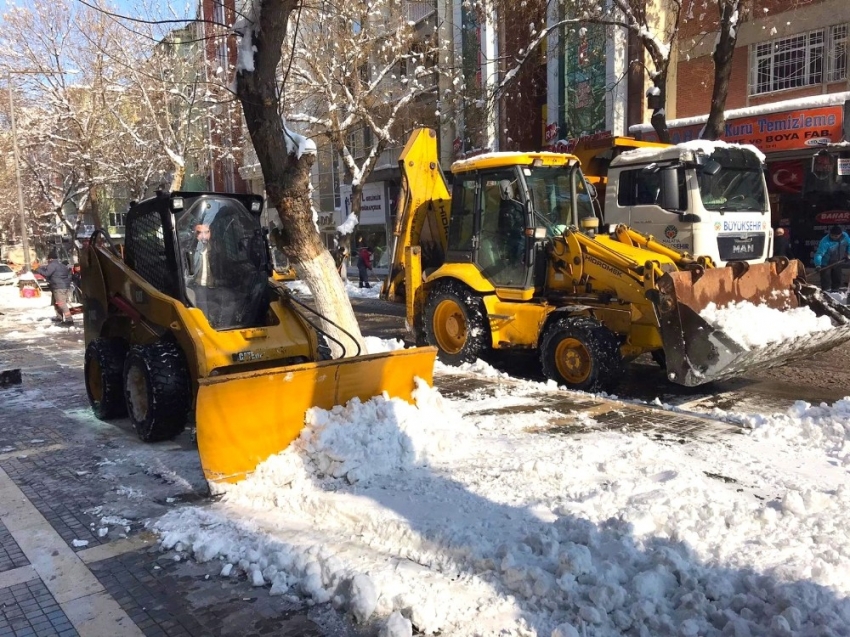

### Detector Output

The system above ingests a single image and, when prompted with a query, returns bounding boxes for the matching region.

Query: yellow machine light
[527,227,548,239]
[172,197,184,210]
[251,201,261,212]
[532,158,543,167]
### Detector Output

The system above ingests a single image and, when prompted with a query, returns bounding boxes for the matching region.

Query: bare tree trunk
[702,0,741,140]
[235,0,365,357]
[649,76,671,144]
[170,163,186,192]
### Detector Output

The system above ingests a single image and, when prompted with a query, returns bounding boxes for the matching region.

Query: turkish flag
[768,160,804,194]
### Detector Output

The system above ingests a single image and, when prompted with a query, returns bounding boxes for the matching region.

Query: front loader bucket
[655,259,850,386]
[195,346,437,484]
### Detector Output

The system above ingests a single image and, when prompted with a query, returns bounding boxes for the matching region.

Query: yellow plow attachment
[655,259,850,386]
[196,347,437,484]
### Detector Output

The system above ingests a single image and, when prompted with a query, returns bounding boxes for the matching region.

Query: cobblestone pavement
[0,311,363,637]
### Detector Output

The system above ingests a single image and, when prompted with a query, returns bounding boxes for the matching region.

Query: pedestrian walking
[356,245,373,288]
[31,248,73,323]
[813,225,850,292]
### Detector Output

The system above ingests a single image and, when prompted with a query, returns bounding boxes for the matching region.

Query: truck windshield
[525,166,595,235]
[696,148,766,212]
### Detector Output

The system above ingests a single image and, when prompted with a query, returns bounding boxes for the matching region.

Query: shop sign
[359,182,386,225]
[838,158,850,176]
[643,105,843,153]
[815,210,850,225]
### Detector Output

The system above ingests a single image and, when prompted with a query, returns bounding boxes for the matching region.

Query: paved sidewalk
[0,313,361,637]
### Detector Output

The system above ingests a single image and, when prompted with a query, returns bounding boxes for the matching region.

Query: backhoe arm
[381,128,451,333]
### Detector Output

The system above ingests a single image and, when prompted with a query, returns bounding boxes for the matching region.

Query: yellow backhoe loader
[382,128,850,391]
[81,191,435,484]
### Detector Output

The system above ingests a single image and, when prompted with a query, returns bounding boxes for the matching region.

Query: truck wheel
[540,317,624,392]
[84,338,128,420]
[123,340,191,442]
[424,282,489,365]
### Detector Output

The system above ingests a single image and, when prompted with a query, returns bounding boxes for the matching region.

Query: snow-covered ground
[154,351,850,636]
[6,283,850,636]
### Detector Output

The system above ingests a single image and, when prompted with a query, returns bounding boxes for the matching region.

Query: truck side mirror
[659,168,681,211]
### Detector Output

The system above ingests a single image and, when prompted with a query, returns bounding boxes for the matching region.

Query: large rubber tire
[540,316,625,393]
[123,340,191,442]
[84,338,128,420]
[424,281,489,366]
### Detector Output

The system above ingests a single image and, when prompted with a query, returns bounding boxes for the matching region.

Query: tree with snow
[0,2,122,242]
[285,0,451,249]
[681,0,759,141]
[234,1,367,355]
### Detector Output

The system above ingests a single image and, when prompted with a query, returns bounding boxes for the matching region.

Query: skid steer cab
[80,191,435,484]
[382,128,850,394]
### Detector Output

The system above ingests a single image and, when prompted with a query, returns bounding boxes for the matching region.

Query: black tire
[424,281,489,365]
[84,338,128,420]
[123,340,191,442]
[539,316,624,392]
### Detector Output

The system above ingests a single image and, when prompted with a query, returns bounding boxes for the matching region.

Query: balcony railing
[405,1,435,25]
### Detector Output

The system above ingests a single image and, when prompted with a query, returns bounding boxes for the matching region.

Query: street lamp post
[7,76,31,271]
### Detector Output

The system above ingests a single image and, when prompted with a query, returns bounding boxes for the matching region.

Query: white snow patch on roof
[630,92,850,134]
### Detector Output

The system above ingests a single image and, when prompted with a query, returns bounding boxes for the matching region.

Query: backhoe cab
[382,129,850,392]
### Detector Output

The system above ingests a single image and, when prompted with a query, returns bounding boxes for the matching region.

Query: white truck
[575,137,772,266]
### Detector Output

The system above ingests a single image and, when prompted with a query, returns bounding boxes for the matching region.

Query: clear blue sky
[0,0,196,20]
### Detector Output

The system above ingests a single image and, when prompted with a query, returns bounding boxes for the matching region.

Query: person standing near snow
[31,248,73,323]
[356,245,373,289]
[813,225,849,292]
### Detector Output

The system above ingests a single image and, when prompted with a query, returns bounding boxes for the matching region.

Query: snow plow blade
[195,346,437,484]
[655,259,850,386]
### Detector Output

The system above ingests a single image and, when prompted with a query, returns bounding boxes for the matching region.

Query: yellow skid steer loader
[382,128,850,391]
[81,191,435,484]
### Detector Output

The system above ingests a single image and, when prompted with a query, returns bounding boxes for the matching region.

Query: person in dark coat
[813,225,850,292]
[31,248,72,323]
[356,245,373,288]
[773,227,792,259]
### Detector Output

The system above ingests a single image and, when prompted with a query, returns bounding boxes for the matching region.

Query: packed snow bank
[699,300,833,349]
[726,397,850,460]
[154,379,850,636]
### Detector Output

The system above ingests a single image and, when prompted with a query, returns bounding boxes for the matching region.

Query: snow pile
[153,376,850,635]
[0,284,51,312]
[223,381,456,502]
[699,300,833,349]
[728,398,850,460]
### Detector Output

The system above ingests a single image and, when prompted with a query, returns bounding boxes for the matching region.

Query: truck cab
[603,143,771,265]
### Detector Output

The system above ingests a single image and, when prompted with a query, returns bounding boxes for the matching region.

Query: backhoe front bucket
[655,259,850,386]
[195,346,437,484]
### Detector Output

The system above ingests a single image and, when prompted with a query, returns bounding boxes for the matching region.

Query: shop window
[753,26,847,95]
